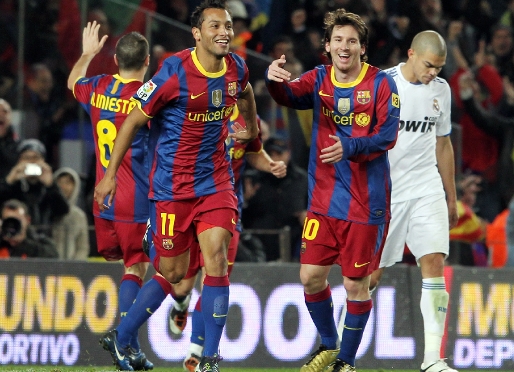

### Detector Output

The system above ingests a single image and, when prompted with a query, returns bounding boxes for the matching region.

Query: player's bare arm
[320,134,343,164]
[246,150,287,178]
[94,108,148,211]
[266,54,291,83]
[67,21,108,90]
[232,83,258,144]
[435,135,458,229]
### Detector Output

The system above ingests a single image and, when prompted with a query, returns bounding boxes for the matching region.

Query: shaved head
[411,30,446,57]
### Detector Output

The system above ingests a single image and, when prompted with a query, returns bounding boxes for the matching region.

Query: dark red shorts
[94,217,149,267]
[300,211,388,278]
[149,190,238,259]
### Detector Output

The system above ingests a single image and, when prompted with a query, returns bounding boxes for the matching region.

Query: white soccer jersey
[384,63,452,203]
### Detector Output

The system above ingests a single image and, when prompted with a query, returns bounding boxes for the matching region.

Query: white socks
[420,277,449,365]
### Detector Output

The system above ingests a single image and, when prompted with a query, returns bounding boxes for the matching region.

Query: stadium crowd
[0,0,513,267]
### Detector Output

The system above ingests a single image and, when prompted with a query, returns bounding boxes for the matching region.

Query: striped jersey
[226,105,263,231]
[266,63,400,225]
[384,63,451,202]
[134,48,249,200]
[73,74,149,223]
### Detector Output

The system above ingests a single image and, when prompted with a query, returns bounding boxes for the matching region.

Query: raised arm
[67,21,108,90]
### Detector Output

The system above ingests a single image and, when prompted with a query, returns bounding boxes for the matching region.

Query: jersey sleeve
[73,75,103,105]
[265,68,317,109]
[232,52,250,93]
[133,56,180,117]
[342,72,400,162]
[436,82,452,137]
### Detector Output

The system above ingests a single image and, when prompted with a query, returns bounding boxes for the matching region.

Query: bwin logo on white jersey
[399,117,436,133]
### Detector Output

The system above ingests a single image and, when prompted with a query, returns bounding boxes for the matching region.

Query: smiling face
[193,8,234,59]
[325,24,364,78]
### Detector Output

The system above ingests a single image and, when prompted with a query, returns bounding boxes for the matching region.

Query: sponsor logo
[212,89,222,107]
[163,238,174,250]
[399,117,436,133]
[337,98,351,115]
[319,90,333,97]
[213,313,227,318]
[322,108,355,126]
[357,90,371,104]
[344,325,363,331]
[231,218,236,225]
[187,105,235,122]
[355,112,371,127]
[190,91,206,100]
[354,261,370,268]
[137,80,156,101]
[228,82,237,96]
[146,308,154,314]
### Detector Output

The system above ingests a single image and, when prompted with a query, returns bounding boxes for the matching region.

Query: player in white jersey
[371,31,459,372]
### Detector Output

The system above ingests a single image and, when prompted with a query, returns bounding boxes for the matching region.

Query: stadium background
[2,0,513,370]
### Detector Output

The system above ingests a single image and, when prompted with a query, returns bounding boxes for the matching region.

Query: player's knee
[125,262,149,279]
[161,270,185,284]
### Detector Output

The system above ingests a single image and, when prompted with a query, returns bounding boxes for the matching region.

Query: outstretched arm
[246,149,287,178]
[67,21,108,90]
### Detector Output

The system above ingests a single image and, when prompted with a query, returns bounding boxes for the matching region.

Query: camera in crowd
[24,163,42,176]
[1,217,22,238]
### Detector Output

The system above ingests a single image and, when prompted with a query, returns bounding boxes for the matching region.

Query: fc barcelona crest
[162,238,174,250]
[357,90,371,104]
[228,81,237,96]
[337,98,351,115]
[212,89,222,107]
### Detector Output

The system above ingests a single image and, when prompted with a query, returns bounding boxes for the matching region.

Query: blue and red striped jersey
[73,74,149,223]
[133,48,249,201]
[266,63,400,224]
[226,106,263,231]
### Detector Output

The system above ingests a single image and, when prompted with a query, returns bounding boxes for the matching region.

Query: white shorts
[379,193,449,268]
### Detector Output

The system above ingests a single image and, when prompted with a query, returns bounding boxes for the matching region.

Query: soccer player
[371,30,459,372]
[67,22,153,371]
[94,1,259,371]
[167,109,287,372]
[266,8,399,372]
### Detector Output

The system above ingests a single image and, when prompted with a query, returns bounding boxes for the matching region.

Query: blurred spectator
[287,7,322,70]
[52,167,90,260]
[24,63,69,167]
[0,99,19,180]
[0,139,69,227]
[506,196,514,266]
[228,0,257,59]
[486,206,509,267]
[449,174,488,266]
[242,136,307,261]
[487,24,513,76]
[500,0,514,28]
[459,72,514,215]
[450,40,504,221]
[0,0,17,104]
[0,199,57,259]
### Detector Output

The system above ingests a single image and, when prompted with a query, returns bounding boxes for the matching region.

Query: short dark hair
[115,32,149,71]
[190,0,230,29]
[2,199,29,216]
[323,8,369,62]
